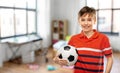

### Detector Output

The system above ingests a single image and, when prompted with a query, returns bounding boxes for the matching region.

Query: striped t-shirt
[68,30,112,73]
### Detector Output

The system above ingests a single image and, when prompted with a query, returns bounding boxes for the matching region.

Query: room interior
[0,0,120,73]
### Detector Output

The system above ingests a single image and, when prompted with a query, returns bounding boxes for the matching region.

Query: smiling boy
[54,6,113,73]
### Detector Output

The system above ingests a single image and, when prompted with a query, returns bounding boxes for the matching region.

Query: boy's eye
[80,18,92,21]
[81,19,85,21]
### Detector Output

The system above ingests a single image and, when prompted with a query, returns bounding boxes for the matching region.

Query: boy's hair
[78,6,96,17]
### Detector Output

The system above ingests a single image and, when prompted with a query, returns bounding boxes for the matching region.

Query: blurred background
[0,0,120,73]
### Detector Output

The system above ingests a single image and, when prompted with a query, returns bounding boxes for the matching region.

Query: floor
[0,48,120,73]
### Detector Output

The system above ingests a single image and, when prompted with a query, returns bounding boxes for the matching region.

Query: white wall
[109,36,120,51]
[51,0,86,35]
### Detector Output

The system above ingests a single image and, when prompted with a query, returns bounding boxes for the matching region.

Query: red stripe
[75,61,104,70]
[103,49,112,55]
[78,56,104,64]
[74,68,103,73]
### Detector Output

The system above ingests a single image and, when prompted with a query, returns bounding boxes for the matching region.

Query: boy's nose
[85,21,88,24]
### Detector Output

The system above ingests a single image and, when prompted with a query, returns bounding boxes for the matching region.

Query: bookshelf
[51,20,68,44]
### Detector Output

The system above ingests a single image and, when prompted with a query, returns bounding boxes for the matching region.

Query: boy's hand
[53,56,68,66]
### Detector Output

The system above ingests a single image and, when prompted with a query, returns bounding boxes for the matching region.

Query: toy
[47,65,57,71]
[28,64,39,70]
[57,45,78,66]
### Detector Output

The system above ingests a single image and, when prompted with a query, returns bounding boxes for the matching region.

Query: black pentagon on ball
[64,46,71,51]
[68,55,75,62]
[58,54,63,59]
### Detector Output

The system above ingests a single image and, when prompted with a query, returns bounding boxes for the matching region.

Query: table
[0,34,43,67]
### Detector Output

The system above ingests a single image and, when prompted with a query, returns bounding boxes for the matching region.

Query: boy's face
[78,14,96,33]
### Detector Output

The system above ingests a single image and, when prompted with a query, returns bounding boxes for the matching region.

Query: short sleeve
[102,36,113,58]
[68,36,75,46]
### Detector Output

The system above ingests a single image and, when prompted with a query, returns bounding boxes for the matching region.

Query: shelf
[51,20,68,44]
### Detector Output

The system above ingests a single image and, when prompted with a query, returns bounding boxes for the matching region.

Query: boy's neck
[83,30,94,38]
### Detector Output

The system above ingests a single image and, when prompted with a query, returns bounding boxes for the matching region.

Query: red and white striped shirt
[68,30,112,73]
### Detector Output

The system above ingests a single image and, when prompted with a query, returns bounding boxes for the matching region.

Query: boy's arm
[105,56,113,73]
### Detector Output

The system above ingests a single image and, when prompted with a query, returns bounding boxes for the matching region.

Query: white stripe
[103,47,112,51]
[77,48,102,52]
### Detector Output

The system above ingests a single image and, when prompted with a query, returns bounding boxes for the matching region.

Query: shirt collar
[79,29,99,39]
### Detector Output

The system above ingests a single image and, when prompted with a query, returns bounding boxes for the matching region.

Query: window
[0,0,37,39]
[15,10,27,35]
[28,11,36,34]
[98,10,112,32]
[87,0,120,35]
[0,9,14,37]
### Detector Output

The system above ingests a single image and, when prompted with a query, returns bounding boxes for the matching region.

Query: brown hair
[78,6,96,18]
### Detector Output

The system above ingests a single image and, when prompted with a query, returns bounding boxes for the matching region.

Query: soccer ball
[57,45,78,66]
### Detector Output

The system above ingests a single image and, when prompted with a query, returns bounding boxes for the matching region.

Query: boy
[54,6,113,73]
